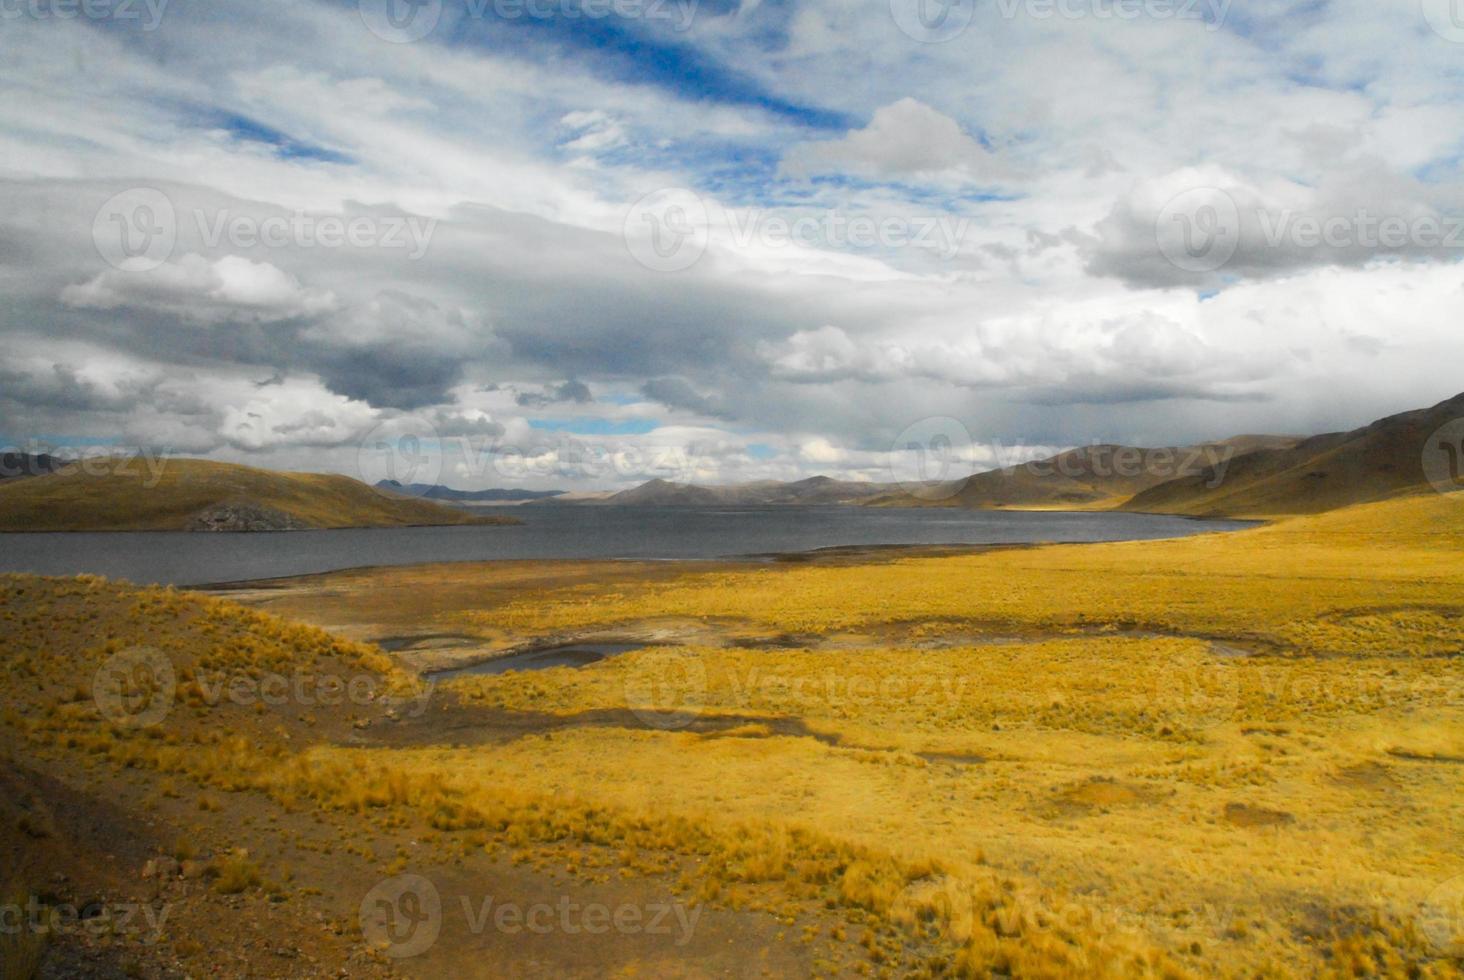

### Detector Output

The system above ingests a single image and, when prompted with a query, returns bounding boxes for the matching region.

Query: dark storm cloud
[640,377,731,419]
[515,380,593,407]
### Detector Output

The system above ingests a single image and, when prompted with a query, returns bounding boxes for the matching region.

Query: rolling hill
[0,458,517,531]
[867,436,1301,511]
[1123,391,1464,517]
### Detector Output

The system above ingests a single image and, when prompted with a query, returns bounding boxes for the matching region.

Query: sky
[3,0,1464,490]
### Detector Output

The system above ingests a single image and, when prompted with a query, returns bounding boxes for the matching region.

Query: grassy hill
[1124,391,1464,517]
[0,458,516,531]
[868,436,1299,510]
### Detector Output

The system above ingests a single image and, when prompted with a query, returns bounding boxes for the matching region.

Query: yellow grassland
[2,491,1462,977]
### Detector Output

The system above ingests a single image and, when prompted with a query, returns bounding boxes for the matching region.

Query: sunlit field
[3,492,1462,977]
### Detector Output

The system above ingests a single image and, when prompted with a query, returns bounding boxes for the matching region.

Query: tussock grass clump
[0,883,46,980]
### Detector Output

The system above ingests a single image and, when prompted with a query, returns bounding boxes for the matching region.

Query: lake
[0,505,1256,587]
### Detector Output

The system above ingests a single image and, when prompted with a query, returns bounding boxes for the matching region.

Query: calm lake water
[0,505,1255,587]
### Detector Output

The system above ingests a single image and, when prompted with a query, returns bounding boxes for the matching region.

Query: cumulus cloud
[515,380,594,408]
[1083,166,1464,288]
[781,99,1002,183]
[3,3,1464,489]
[640,377,731,419]
[61,254,337,324]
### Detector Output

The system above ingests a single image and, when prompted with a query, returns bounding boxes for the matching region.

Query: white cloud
[781,99,1002,183]
[61,254,337,324]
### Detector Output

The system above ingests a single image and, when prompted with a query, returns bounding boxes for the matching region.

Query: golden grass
[0,883,46,980]
[470,493,1464,655]
[3,493,1463,976]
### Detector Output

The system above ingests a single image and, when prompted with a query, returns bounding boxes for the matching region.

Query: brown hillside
[1124,391,1464,517]
[0,458,514,531]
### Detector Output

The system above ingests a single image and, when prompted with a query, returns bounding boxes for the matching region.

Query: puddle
[430,643,645,679]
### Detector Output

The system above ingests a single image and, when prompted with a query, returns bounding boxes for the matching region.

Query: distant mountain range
[374,481,564,504]
[593,476,896,507]
[590,392,1464,518]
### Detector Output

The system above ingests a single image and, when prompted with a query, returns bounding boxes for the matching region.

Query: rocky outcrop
[185,503,312,532]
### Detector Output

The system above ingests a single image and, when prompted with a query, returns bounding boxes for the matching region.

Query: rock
[185,503,312,532]
[143,857,179,880]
